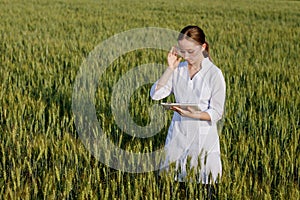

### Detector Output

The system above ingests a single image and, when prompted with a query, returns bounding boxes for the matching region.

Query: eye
[187,50,195,54]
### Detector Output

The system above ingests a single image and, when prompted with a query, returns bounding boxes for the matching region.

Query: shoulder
[204,59,220,73]
[204,59,223,75]
[204,59,225,83]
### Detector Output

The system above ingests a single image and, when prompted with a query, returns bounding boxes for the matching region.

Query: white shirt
[150,57,226,183]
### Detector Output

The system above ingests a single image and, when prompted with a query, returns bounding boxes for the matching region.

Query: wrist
[168,66,176,70]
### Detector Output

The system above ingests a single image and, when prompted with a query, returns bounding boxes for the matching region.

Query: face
[177,39,204,65]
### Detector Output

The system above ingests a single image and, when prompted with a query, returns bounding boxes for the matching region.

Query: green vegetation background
[0,0,299,199]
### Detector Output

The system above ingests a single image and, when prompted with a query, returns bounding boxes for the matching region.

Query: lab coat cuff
[205,109,221,124]
[150,83,171,100]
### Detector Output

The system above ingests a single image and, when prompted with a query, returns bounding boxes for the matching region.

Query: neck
[188,57,204,71]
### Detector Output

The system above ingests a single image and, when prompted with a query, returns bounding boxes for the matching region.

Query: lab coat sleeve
[205,70,226,123]
[150,70,173,100]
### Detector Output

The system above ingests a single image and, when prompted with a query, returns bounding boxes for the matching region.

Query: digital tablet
[161,103,202,111]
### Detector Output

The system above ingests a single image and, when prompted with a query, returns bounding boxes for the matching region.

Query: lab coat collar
[200,57,213,75]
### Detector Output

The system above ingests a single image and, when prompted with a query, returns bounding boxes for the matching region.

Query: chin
[186,59,194,64]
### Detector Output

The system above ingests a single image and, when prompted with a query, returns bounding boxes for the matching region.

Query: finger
[174,57,182,65]
[170,106,178,110]
[174,47,180,56]
[186,106,195,114]
[173,46,178,56]
[168,48,176,57]
[172,47,177,56]
[172,46,177,54]
[173,46,178,54]
[172,108,181,115]
[174,106,183,113]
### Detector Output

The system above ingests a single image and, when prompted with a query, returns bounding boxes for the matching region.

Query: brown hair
[178,25,210,58]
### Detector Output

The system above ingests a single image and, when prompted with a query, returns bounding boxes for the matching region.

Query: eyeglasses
[175,46,201,57]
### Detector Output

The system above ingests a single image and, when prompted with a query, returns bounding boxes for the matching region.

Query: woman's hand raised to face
[168,46,182,70]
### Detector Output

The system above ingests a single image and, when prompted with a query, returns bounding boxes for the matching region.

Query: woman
[150,25,226,189]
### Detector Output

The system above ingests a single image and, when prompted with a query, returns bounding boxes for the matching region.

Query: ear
[201,43,207,51]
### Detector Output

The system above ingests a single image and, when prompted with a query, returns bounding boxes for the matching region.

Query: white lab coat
[150,58,226,183]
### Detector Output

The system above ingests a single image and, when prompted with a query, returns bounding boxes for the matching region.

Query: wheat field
[0,0,299,199]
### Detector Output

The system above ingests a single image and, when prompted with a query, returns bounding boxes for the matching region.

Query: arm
[156,47,182,91]
[171,106,211,120]
[150,47,182,100]
[205,70,226,123]
[150,67,173,100]
[154,67,174,91]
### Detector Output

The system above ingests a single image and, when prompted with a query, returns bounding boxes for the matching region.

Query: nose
[183,52,190,59]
